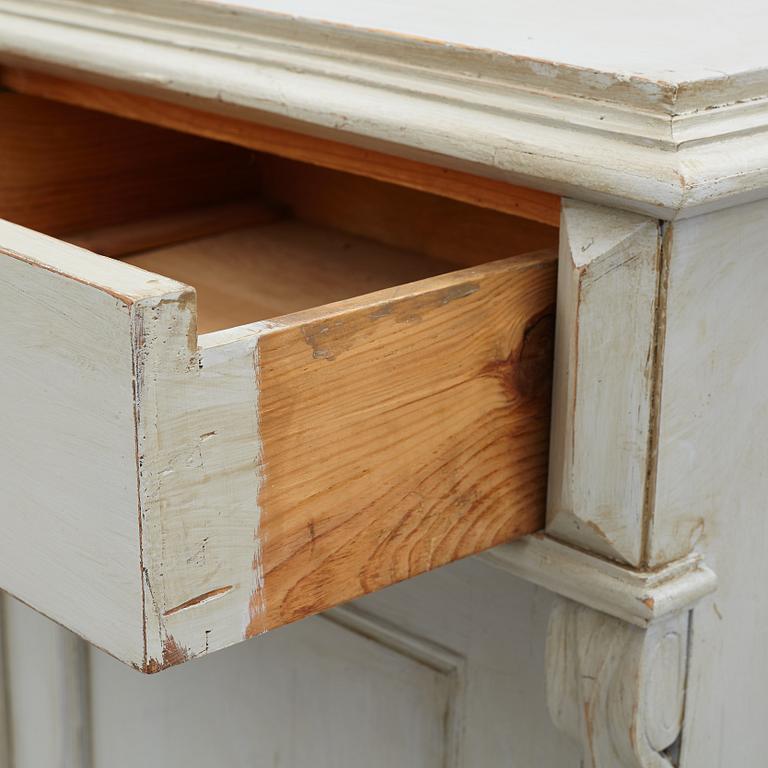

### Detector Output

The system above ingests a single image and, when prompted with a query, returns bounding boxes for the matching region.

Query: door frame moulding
[322,605,466,768]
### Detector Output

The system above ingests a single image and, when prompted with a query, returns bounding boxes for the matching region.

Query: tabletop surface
[212,0,765,87]
[2,0,768,216]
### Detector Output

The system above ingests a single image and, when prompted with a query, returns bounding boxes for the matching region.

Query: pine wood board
[0,92,260,236]
[0,67,561,227]
[247,252,556,634]
[122,220,463,333]
[258,156,558,267]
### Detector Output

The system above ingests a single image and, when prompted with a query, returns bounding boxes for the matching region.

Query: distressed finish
[649,200,768,766]
[547,599,689,768]
[482,534,716,629]
[3,557,580,768]
[5,1,768,764]
[486,200,714,767]
[0,213,555,671]
[141,252,556,665]
[546,201,661,565]
[0,223,185,666]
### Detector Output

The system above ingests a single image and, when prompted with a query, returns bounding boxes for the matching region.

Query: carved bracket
[483,534,716,767]
[547,599,687,768]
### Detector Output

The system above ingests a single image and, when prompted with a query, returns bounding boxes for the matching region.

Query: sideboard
[0,1,764,766]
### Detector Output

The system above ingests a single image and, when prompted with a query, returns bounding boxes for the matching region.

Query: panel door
[0,559,577,767]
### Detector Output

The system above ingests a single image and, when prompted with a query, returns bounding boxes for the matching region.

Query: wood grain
[0,68,561,227]
[259,156,558,266]
[127,248,555,668]
[0,82,558,670]
[123,220,463,333]
[0,210,555,668]
[65,199,282,258]
[0,92,259,236]
[249,251,556,633]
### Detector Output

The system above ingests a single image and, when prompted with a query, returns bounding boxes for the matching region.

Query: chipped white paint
[547,598,688,768]
[88,600,465,768]
[80,555,574,767]
[482,534,716,628]
[0,218,270,671]
[214,0,768,88]
[139,323,267,668]
[0,6,761,759]
[546,200,660,565]
[526,198,718,766]
[0,210,554,671]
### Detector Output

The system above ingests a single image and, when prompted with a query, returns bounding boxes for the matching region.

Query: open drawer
[0,92,558,672]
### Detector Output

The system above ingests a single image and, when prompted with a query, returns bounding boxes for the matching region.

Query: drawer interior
[0,92,557,334]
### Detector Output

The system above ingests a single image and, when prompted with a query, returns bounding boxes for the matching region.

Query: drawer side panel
[250,253,556,635]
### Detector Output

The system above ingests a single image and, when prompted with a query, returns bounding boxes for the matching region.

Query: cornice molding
[1,0,768,218]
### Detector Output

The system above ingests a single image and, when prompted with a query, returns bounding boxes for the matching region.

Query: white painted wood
[134,294,267,671]
[81,555,577,767]
[0,216,267,669]
[91,613,454,767]
[356,557,577,766]
[482,534,716,628]
[547,597,688,768]
[3,594,92,768]
[323,605,466,768]
[214,0,768,89]
[0,221,187,667]
[528,199,707,766]
[0,4,764,763]
[0,598,11,768]
[57,631,92,768]
[3,1,768,217]
[649,198,768,766]
[546,200,661,565]
[0,220,278,671]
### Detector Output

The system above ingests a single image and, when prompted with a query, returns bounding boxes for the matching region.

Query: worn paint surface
[546,200,661,565]
[0,221,186,668]
[136,312,267,670]
[547,598,687,767]
[650,200,768,766]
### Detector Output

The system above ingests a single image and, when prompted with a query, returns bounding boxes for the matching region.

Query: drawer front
[0,219,555,671]
[0,222,188,667]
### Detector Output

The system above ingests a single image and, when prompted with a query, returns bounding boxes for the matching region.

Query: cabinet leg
[546,597,688,768]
